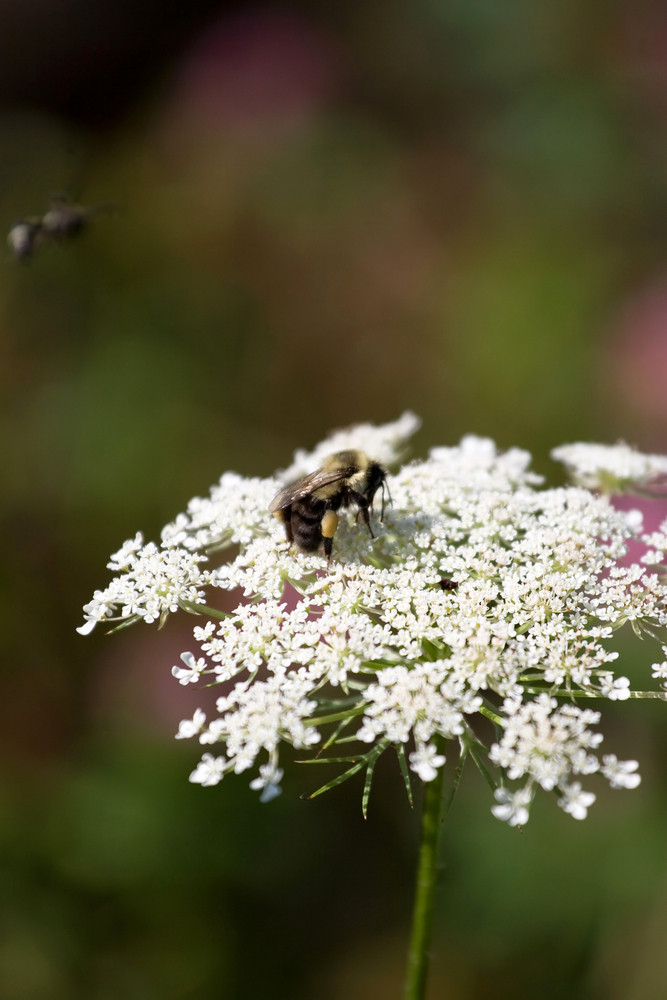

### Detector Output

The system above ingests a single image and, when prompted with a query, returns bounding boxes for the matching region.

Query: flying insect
[269,449,388,561]
[7,194,115,260]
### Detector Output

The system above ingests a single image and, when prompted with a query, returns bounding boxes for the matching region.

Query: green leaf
[297,755,362,765]
[320,716,355,751]
[478,702,504,727]
[362,754,378,819]
[286,574,318,595]
[302,760,367,800]
[307,705,365,727]
[179,599,230,620]
[203,535,233,554]
[421,638,443,661]
[468,746,497,793]
[314,694,364,712]
[395,744,414,808]
[104,615,142,634]
[443,744,466,821]
[302,741,388,804]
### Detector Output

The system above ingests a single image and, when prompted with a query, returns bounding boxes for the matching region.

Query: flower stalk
[403,765,447,1000]
[78,415,667,997]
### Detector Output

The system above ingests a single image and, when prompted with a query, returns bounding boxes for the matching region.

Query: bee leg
[380,480,391,520]
[347,490,375,538]
[321,510,338,562]
[273,508,293,544]
[358,503,375,539]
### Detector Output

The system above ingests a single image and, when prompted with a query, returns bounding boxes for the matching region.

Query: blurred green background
[3,1,667,997]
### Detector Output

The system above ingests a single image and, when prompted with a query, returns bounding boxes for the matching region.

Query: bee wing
[268,467,354,511]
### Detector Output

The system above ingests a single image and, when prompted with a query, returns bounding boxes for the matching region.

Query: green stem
[402,766,446,1000]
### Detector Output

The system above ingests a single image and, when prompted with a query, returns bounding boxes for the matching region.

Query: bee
[7,195,115,259]
[269,449,389,561]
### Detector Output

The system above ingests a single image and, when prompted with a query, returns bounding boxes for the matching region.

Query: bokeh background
[3,2,667,998]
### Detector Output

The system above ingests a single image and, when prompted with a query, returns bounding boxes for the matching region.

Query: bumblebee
[269,449,388,560]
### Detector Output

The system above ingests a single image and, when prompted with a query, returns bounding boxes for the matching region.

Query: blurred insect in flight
[7,195,115,260]
[269,449,389,562]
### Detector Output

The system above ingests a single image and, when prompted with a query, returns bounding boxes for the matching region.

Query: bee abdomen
[291,501,324,552]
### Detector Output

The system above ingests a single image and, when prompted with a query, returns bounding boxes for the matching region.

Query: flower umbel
[79,415,667,824]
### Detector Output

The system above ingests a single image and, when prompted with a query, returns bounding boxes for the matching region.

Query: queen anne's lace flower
[557,782,596,820]
[77,536,211,634]
[491,786,533,827]
[79,415,667,824]
[552,441,667,492]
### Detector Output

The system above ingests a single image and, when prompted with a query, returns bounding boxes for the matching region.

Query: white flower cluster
[77,533,212,634]
[552,441,667,492]
[79,416,667,824]
[279,410,421,483]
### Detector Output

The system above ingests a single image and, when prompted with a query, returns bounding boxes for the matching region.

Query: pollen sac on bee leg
[321,510,339,561]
